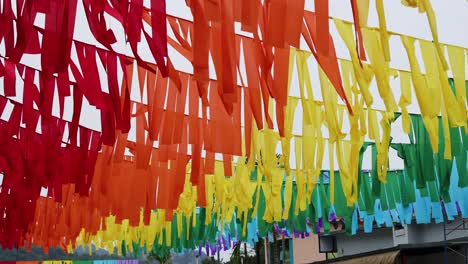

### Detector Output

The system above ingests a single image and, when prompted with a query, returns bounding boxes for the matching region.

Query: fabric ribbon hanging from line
[183,0,307,136]
[1,51,465,253]
[0,0,466,254]
[302,11,353,114]
[22,111,468,255]
[82,0,170,76]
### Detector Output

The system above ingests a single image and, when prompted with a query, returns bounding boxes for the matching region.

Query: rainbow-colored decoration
[0,0,466,257]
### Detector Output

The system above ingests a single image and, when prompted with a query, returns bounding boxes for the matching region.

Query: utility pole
[245,242,248,259]
[255,238,260,264]
[265,237,270,264]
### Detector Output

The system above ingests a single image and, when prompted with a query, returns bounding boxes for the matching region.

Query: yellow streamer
[357,0,370,27]
[399,71,412,134]
[341,61,365,205]
[281,97,298,219]
[336,140,355,205]
[294,136,304,215]
[401,0,449,70]
[362,28,398,113]
[328,140,335,204]
[379,112,393,183]
[376,0,391,62]
[334,19,374,107]
[401,36,439,153]
[447,45,468,131]
[318,67,345,143]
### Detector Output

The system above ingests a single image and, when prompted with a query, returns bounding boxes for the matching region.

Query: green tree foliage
[147,248,172,264]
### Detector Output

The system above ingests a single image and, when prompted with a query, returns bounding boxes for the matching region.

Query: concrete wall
[335,228,395,257]
[291,219,468,261]
[394,218,468,246]
[292,235,326,264]
[407,224,445,244]
[334,218,468,258]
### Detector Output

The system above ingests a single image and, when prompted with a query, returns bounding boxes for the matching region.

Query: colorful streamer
[0,0,466,257]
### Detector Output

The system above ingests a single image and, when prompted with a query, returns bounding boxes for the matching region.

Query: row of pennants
[0,0,467,255]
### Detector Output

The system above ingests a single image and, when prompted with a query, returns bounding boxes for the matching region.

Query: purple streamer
[329,212,336,222]
[274,223,281,234]
[205,243,210,256]
[294,230,300,238]
[211,244,217,256]
[316,218,323,234]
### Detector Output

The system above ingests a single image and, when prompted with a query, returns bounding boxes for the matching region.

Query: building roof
[311,240,468,264]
